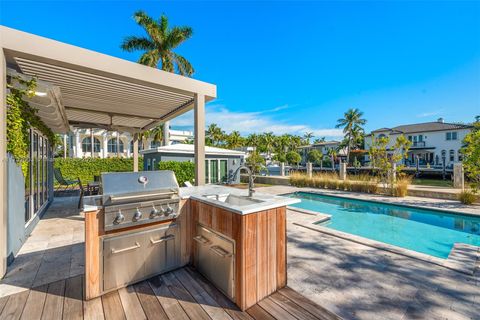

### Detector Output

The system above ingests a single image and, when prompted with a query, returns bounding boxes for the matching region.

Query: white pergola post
[163,121,170,146]
[90,128,94,158]
[133,133,139,172]
[116,132,120,158]
[194,94,206,186]
[0,48,7,277]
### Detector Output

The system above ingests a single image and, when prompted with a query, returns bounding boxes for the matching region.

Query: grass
[412,178,453,188]
[458,190,478,205]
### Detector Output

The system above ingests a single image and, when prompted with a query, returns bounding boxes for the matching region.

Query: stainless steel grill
[101,171,180,231]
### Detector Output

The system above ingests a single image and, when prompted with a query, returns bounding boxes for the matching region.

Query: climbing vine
[6,75,56,175]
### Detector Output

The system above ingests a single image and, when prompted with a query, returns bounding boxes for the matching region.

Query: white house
[66,128,193,158]
[364,118,473,167]
[297,141,346,165]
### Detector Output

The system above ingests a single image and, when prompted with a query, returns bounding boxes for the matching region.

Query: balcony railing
[411,141,426,147]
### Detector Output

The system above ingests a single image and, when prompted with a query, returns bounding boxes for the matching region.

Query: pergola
[0,26,216,275]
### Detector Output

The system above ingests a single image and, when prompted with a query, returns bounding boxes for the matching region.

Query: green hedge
[54,157,144,183]
[158,161,194,186]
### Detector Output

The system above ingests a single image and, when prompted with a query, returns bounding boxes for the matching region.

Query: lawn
[412,178,453,187]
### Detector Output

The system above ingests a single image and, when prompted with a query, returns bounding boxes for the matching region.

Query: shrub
[392,176,411,197]
[458,190,477,205]
[54,157,143,184]
[158,161,195,186]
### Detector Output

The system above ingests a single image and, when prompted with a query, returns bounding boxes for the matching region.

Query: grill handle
[109,191,177,203]
[111,242,140,254]
[210,245,232,258]
[150,234,175,245]
[193,235,211,246]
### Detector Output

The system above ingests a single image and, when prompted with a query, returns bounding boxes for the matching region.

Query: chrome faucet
[232,165,255,197]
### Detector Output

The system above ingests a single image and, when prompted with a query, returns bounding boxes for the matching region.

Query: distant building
[297,141,345,165]
[67,128,193,158]
[364,118,473,167]
[141,144,246,184]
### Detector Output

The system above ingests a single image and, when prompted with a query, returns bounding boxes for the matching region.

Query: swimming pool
[287,192,480,259]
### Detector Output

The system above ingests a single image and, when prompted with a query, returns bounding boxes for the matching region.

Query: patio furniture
[86,181,101,196]
[53,168,79,192]
[78,178,85,209]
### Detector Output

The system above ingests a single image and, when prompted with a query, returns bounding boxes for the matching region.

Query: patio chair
[54,168,80,192]
[78,178,85,209]
[184,181,194,187]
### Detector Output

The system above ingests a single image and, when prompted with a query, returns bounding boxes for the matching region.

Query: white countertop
[179,185,300,215]
[82,185,299,215]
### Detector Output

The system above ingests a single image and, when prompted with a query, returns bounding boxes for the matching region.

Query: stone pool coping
[287,206,479,275]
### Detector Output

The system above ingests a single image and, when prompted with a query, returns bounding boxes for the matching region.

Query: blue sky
[1,1,479,139]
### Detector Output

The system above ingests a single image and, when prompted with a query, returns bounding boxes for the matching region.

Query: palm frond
[138,50,160,67]
[133,11,162,44]
[161,53,175,73]
[120,36,155,52]
[172,52,194,76]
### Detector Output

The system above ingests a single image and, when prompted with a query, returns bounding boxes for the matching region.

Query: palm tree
[246,134,261,151]
[303,132,314,145]
[336,108,367,163]
[149,124,164,147]
[262,132,275,160]
[121,11,194,76]
[226,131,243,149]
[206,123,224,146]
[313,137,326,144]
[327,148,337,171]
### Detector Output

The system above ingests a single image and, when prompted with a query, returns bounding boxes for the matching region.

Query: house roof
[298,141,341,149]
[1,26,216,133]
[140,144,246,156]
[370,121,472,135]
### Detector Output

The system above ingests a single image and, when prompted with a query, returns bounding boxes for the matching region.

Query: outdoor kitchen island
[84,176,299,311]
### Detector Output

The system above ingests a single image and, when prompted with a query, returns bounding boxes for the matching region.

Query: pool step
[444,243,480,275]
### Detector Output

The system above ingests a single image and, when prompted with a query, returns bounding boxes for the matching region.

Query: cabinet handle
[209,245,232,258]
[193,235,211,245]
[150,234,175,245]
[111,242,140,254]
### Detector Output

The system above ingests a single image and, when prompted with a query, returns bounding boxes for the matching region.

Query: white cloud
[170,104,344,139]
[416,110,444,118]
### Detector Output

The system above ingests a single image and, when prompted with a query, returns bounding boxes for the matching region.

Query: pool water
[287,192,480,259]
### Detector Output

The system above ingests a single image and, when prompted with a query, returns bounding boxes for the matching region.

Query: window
[446,132,458,141]
[146,158,151,171]
[107,138,124,153]
[25,129,51,224]
[458,151,463,162]
[449,150,455,162]
[130,140,143,153]
[82,137,101,153]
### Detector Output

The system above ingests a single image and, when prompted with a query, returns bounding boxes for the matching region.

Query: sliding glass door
[25,129,51,224]
[205,159,229,184]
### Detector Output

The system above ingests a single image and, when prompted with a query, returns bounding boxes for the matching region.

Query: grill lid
[101,171,179,197]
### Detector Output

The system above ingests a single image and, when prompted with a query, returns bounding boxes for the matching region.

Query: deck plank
[20,285,47,320]
[173,268,232,320]
[269,292,319,320]
[185,267,252,320]
[102,291,126,320]
[117,286,147,320]
[245,305,275,320]
[160,272,211,320]
[0,290,30,320]
[41,279,66,320]
[83,297,105,320]
[147,276,189,320]
[278,287,341,320]
[63,275,84,320]
[0,296,10,315]
[134,281,168,320]
[257,297,296,320]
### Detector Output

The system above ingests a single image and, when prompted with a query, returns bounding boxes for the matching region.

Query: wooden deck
[0,267,341,320]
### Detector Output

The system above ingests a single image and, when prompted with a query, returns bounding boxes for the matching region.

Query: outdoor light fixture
[29,90,47,97]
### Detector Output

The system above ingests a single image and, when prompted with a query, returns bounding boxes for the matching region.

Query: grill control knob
[150,206,159,218]
[133,208,142,222]
[166,204,174,215]
[113,210,125,225]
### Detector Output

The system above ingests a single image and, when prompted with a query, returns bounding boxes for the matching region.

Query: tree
[226,130,244,149]
[121,11,194,76]
[461,118,480,192]
[149,124,164,146]
[336,108,367,163]
[313,137,326,144]
[246,133,261,151]
[286,151,302,167]
[303,132,314,145]
[307,150,323,165]
[206,123,224,146]
[261,132,275,159]
[327,148,337,170]
[246,151,266,175]
[368,134,411,194]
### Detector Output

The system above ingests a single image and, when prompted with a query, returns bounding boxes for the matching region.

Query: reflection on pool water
[287,192,480,259]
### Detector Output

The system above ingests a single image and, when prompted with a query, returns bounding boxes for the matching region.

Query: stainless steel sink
[202,193,264,206]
